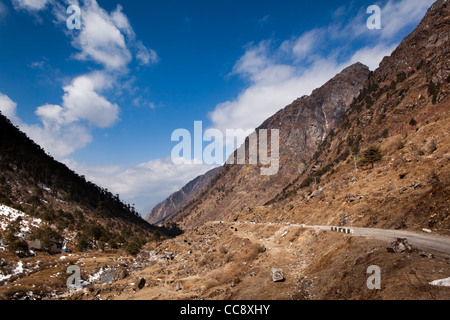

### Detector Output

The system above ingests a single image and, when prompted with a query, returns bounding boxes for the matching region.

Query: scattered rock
[345,194,358,202]
[386,238,413,253]
[422,228,432,233]
[270,268,285,282]
[308,188,323,200]
[113,267,129,282]
[420,252,435,259]
[175,282,184,291]
[392,218,407,230]
[136,278,146,290]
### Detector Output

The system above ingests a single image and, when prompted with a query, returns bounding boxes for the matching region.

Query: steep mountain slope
[145,167,221,225]
[0,112,179,251]
[221,0,450,235]
[166,0,449,232]
[167,63,370,229]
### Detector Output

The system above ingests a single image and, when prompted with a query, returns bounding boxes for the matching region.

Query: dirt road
[213,221,450,255]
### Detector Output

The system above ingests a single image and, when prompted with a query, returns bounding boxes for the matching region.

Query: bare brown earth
[68,221,450,300]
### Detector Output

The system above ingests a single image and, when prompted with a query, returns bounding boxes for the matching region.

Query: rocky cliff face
[233,0,449,235]
[168,63,370,229]
[145,167,221,225]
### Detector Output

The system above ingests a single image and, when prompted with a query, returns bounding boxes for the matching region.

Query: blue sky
[0,0,434,215]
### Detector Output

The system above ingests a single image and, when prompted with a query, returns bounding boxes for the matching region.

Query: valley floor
[63,221,450,300]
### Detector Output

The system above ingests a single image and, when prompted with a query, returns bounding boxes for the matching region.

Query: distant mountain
[165,63,371,229]
[145,167,221,225]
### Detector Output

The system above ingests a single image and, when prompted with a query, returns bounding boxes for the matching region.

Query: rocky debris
[345,194,358,203]
[113,267,129,282]
[308,188,323,201]
[27,239,63,255]
[339,212,350,226]
[136,278,146,290]
[386,238,413,253]
[391,218,407,230]
[175,281,184,291]
[162,252,175,261]
[271,268,285,282]
[422,229,432,233]
[420,252,435,259]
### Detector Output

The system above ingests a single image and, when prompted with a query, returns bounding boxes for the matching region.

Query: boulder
[308,188,323,200]
[175,282,184,291]
[113,267,129,282]
[386,238,413,253]
[271,268,285,282]
[136,278,146,290]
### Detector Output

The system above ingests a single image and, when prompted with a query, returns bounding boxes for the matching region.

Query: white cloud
[0,92,19,123]
[12,0,50,11]
[136,40,159,66]
[349,43,398,71]
[210,40,350,133]
[380,0,435,39]
[64,158,217,214]
[0,71,119,159]
[21,122,92,159]
[72,1,132,70]
[33,72,119,129]
[66,0,159,70]
[281,29,326,62]
[23,72,119,158]
[60,73,119,128]
[209,0,431,133]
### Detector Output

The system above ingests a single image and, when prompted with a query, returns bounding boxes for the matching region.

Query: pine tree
[360,145,382,169]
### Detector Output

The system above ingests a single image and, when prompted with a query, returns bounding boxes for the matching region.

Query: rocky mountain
[261,0,450,231]
[162,0,449,232]
[165,63,370,229]
[192,0,450,236]
[145,167,221,225]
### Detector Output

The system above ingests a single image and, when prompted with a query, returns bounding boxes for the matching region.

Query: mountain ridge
[164,62,371,229]
[145,167,221,225]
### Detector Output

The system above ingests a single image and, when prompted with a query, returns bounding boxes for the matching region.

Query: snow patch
[430,277,450,287]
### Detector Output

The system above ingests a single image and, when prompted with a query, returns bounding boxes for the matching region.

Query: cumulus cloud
[8,0,159,159]
[25,72,119,158]
[64,0,159,70]
[71,1,132,70]
[59,72,119,128]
